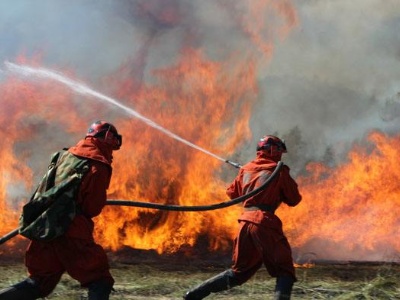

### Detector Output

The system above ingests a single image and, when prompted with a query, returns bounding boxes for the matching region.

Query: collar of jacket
[256,150,281,162]
[68,138,113,165]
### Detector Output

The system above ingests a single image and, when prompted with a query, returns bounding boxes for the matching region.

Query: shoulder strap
[32,150,63,197]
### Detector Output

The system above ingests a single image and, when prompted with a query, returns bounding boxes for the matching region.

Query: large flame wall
[281,131,400,262]
[0,1,399,262]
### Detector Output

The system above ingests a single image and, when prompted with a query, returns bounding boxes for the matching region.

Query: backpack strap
[31,151,62,199]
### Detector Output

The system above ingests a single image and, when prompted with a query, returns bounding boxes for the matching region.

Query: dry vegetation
[0,249,399,300]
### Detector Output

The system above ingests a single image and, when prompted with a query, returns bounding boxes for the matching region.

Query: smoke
[1,0,399,261]
[1,1,399,163]
[0,1,140,78]
[0,0,295,166]
[253,0,400,173]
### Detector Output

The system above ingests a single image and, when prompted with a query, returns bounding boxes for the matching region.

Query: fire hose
[0,161,283,245]
[107,161,282,210]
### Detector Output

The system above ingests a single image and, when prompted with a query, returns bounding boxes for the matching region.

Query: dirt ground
[0,250,399,300]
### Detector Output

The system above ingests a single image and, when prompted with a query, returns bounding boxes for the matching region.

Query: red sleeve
[279,165,302,207]
[226,170,243,199]
[77,160,112,217]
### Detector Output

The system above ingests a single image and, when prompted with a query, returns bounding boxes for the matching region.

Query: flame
[96,48,256,253]
[294,263,315,269]
[6,2,397,263]
[280,131,400,262]
[92,0,298,255]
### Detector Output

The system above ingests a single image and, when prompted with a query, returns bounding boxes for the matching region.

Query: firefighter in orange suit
[184,135,302,300]
[0,121,122,300]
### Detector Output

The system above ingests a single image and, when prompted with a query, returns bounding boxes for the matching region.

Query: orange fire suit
[24,138,115,297]
[226,152,301,284]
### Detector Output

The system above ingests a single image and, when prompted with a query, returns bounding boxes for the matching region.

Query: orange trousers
[231,219,296,284]
[25,236,114,297]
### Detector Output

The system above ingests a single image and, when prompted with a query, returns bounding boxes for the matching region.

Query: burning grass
[0,252,399,299]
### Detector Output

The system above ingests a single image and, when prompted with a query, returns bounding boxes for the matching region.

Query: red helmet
[86,121,122,150]
[256,135,287,156]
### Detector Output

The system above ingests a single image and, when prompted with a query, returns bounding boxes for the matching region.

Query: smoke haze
[2,0,398,170]
[1,0,399,261]
[257,0,400,172]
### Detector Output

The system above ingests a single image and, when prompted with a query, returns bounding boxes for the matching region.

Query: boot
[274,275,294,300]
[184,269,238,300]
[0,278,42,300]
[87,280,113,300]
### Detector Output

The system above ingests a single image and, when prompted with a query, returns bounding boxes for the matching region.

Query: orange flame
[280,131,400,262]
[11,1,400,263]
[96,48,256,253]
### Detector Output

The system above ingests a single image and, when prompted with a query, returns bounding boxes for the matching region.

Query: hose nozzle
[225,160,242,169]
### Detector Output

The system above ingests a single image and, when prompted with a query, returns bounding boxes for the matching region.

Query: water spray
[3,61,242,169]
